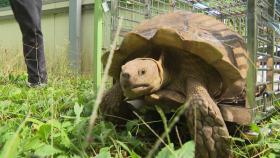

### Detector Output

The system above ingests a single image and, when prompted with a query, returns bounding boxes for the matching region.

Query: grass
[0,73,138,157]
[232,115,280,158]
[0,48,279,158]
[0,73,194,157]
[0,73,279,158]
[0,74,95,157]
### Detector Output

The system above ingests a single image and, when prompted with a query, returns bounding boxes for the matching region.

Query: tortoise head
[120,55,166,99]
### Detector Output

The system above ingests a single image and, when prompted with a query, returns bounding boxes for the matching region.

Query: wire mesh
[252,0,280,119]
[112,0,249,36]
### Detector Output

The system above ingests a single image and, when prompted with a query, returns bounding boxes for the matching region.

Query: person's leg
[9,0,47,84]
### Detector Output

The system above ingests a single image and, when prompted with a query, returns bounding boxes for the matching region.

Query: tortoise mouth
[122,83,153,98]
[130,84,150,92]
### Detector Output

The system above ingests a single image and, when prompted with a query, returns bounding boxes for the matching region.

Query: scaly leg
[100,82,132,124]
[186,78,232,158]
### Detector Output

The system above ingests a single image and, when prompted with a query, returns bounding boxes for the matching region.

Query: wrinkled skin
[101,52,232,158]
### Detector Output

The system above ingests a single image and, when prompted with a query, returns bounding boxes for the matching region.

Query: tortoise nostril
[122,72,130,79]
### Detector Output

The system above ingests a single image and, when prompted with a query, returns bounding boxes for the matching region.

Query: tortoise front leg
[100,82,132,124]
[185,78,232,158]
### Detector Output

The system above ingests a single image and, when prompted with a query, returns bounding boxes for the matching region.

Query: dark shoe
[26,82,47,88]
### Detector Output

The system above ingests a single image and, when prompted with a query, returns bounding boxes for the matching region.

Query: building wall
[0,0,95,74]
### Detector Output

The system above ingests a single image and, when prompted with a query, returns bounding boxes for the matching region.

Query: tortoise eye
[139,69,146,76]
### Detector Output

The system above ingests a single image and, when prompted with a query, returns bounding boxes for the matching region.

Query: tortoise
[100,11,248,158]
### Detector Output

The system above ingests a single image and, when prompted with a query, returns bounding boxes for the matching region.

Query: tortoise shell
[102,11,248,99]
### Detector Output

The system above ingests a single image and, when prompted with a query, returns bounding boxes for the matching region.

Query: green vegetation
[0,73,195,157]
[0,74,95,157]
[0,0,9,8]
[0,73,279,157]
[232,115,280,158]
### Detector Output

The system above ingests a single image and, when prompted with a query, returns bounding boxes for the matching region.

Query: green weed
[232,114,280,158]
[0,74,195,158]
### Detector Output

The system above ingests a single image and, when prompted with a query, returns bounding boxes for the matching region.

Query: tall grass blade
[146,100,190,158]
[0,112,30,158]
[86,17,123,146]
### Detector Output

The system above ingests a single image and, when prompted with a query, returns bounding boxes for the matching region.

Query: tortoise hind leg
[185,78,232,158]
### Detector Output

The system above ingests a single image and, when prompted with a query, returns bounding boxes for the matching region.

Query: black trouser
[9,0,47,83]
